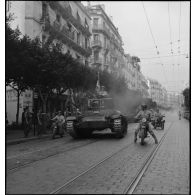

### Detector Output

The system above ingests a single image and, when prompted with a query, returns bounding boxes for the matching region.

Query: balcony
[44,21,92,57]
[104,59,110,66]
[91,57,103,67]
[92,24,111,38]
[104,44,110,54]
[91,40,102,49]
[48,2,91,37]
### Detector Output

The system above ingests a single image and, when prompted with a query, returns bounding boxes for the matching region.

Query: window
[67,22,72,32]
[42,2,47,18]
[85,37,88,49]
[6,1,11,12]
[77,11,81,23]
[77,32,81,45]
[85,18,89,29]
[93,18,99,27]
[104,36,106,47]
[76,54,80,60]
[56,14,60,23]
[85,60,88,66]
[94,34,99,41]
[94,51,99,61]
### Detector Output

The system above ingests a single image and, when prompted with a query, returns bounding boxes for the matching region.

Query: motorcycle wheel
[141,136,145,145]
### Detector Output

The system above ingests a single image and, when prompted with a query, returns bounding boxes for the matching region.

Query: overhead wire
[168,2,175,88]
[177,1,182,91]
[141,53,187,60]
[141,1,168,84]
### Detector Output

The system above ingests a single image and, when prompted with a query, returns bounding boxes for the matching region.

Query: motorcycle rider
[51,110,65,133]
[134,104,158,144]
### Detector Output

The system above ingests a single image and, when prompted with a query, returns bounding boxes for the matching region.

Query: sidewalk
[6,128,52,145]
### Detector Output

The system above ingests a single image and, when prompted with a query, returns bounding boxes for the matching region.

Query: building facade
[140,73,149,98]
[6,1,92,123]
[148,78,162,106]
[167,92,184,108]
[86,4,125,75]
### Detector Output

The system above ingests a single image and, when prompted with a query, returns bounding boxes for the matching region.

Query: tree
[6,15,31,124]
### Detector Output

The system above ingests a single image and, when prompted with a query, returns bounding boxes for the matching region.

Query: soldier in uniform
[134,104,158,144]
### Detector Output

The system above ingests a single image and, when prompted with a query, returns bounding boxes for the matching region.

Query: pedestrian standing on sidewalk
[21,108,26,129]
[37,109,43,135]
[24,107,31,137]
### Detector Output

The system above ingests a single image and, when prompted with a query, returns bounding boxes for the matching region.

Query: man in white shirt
[52,111,65,133]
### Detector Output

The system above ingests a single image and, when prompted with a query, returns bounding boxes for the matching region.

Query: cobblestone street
[133,113,189,194]
[6,111,189,194]
[6,1,190,194]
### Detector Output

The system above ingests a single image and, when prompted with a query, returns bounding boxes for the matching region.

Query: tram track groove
[124,122,174,194]
[49,141,136,194]
[7,139,100,173]
[7,125,136,173]
[49,122,172,194]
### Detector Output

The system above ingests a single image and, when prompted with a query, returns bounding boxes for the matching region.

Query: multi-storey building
[7,1,92,63]
[148,78,162,106]
[122,54,149,95]
[140,74,149,98]
[167,92,184,108]
[86,4,125,75]
[6,1,92,123]
[147,78,168,108]
[162,87,168,108]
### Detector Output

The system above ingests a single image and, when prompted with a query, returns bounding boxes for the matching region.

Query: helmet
[141,103,147,110]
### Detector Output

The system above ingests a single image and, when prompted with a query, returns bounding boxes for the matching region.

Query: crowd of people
[21,107,75,138]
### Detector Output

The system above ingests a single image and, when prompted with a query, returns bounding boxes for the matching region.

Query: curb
[6,134,52,146]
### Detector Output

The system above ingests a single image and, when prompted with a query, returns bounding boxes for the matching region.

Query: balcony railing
[48,2,91,37]
[92,24,111,38]
[91,57,103,65]
[45,21,92,57]
[91,40,102,48]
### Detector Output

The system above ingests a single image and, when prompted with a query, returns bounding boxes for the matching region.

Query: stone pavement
[134,118,189,194]
[6,129,53,145]
[49,124,166,194]
[6,123,142,194]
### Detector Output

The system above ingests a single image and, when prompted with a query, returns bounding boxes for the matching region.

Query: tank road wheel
[66,121,80,139]
[141,135,145,145]
[114,117,127,138]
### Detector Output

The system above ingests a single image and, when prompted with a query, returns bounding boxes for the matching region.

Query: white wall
[7,1,26,35]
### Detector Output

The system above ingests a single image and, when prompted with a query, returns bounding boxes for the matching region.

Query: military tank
[66,97,128,139]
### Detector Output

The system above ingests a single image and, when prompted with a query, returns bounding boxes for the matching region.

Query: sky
[83,1,190,92]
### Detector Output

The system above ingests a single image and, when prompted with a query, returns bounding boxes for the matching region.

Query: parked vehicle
[183,111,190,120]
[153,115,165,130]
[66,98,128,139]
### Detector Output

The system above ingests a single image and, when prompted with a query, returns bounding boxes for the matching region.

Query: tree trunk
[16,90,20,125]
[43,101,47,113]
